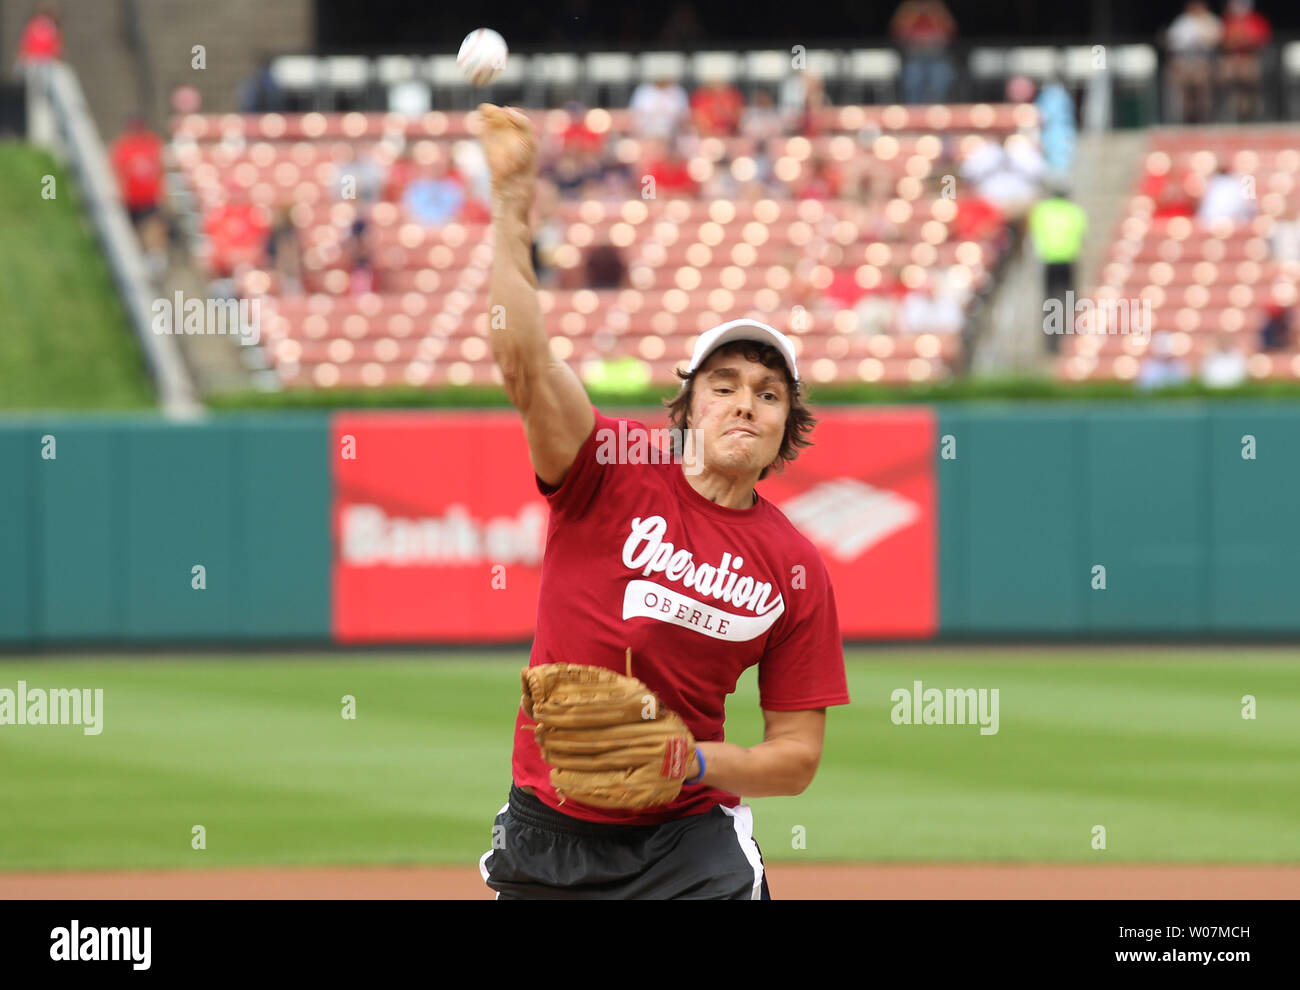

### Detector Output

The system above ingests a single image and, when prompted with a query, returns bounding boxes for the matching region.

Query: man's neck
[682,467,759,509]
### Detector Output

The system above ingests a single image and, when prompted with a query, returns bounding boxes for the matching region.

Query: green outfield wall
[937,404,1300,635]
[1,404,1298,644]
[0,415,332,643]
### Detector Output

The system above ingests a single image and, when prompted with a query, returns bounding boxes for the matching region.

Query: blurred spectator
[264,207,301,295]
[549,147,602,200]
[343,215,375,295]
[333,146,385,204]
[403,157,465,225]
[238,57,285,114]
[779,72,828,136]
[854,295,898,337]
[1028,188,1087,354]
[700,156,741,200]
[1218,0,1272,122]
[1200,334,1248,387]
[691,77,745,137]
[1004,75,1036,104]
[838,140,892,204]
[962,139,1044,221]
[794,155,841,201]
[1269,219,1300,262]
[561,101,605,156]
[584,243,626,289]
[1034,77,1078,177]
[592,150,634,200]
[109,115,167,280]
[891,0,957,104]
[1196,166,1256,226]
[204,203,269,279]
[1259,303,1292,352]
[629,77,689,140]
[529,179,564,288]
[1138,332,1191,389]
[824,268,868,309]
[643,140,698,198]
[384,146,419,202]
[451,139,492,218]
[951,195,1005,242]
[15,2,62,68]
[740,89,784,143]
[898,271,964,335]
[1164,2,1222,124]
[1140,162,1199,218]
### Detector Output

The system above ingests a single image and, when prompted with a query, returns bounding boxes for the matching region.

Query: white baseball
[457,28,509,87]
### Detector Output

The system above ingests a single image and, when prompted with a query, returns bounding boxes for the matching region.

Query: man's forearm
[488,199,549,396]
[692,739,817,798]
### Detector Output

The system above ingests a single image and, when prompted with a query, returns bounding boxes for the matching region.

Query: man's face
[686,350,789,480]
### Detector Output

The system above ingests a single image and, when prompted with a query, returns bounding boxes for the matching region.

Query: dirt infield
[2,864,1297,899]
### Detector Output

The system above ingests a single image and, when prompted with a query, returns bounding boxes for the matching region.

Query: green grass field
[1,648,1297,871]
[0,144,153,411]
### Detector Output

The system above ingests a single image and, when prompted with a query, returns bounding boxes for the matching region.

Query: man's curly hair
[661,340,817,482]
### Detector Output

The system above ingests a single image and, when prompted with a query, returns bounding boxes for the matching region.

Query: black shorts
[479,784,771,900]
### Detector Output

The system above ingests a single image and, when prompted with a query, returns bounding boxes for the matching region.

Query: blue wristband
[685,749,706,786]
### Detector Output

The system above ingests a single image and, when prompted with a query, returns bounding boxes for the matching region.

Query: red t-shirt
[952,196,1004,241]
[18,15,61,60]
[1222,12,1271,52]
[203,203,270,276]
[110,132,164,208]
[513,408,851,825]
[690,86,744,136]
[646,159,697,196]
[563,121,605,155]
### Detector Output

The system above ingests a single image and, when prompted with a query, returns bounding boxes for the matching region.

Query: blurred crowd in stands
[12,0,1298,388]
[1162,0,1274,123]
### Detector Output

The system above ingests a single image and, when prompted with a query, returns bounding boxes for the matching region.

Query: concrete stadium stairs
[969,129,1145,376]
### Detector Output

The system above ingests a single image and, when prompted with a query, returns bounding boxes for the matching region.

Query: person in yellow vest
[1028,188,1088,354]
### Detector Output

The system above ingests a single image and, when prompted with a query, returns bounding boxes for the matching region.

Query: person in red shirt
[561,100,605,156]
[643,139,698,198]
[1140,165,1198,219]
[476,104,850,899]
[1218,0,1272,122]
[951,194,1005,241]
[109,115,168,277]
[15,2,62,65]
[794,155,841,200]
[203,202,269,278]
[690,77,745,137]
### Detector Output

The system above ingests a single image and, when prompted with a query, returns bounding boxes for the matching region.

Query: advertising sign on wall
[332,408,935,642]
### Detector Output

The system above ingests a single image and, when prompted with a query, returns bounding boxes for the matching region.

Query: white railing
[24,61,200,417]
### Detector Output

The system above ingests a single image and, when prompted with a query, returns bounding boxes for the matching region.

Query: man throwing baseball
[476,104,850,899]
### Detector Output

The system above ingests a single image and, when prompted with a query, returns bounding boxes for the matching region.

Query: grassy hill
[0,143,153,410]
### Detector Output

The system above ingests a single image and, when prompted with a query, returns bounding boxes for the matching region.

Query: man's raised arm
[479,104,594,488]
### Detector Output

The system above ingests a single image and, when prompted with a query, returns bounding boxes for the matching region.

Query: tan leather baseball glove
[521,662,698,811]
